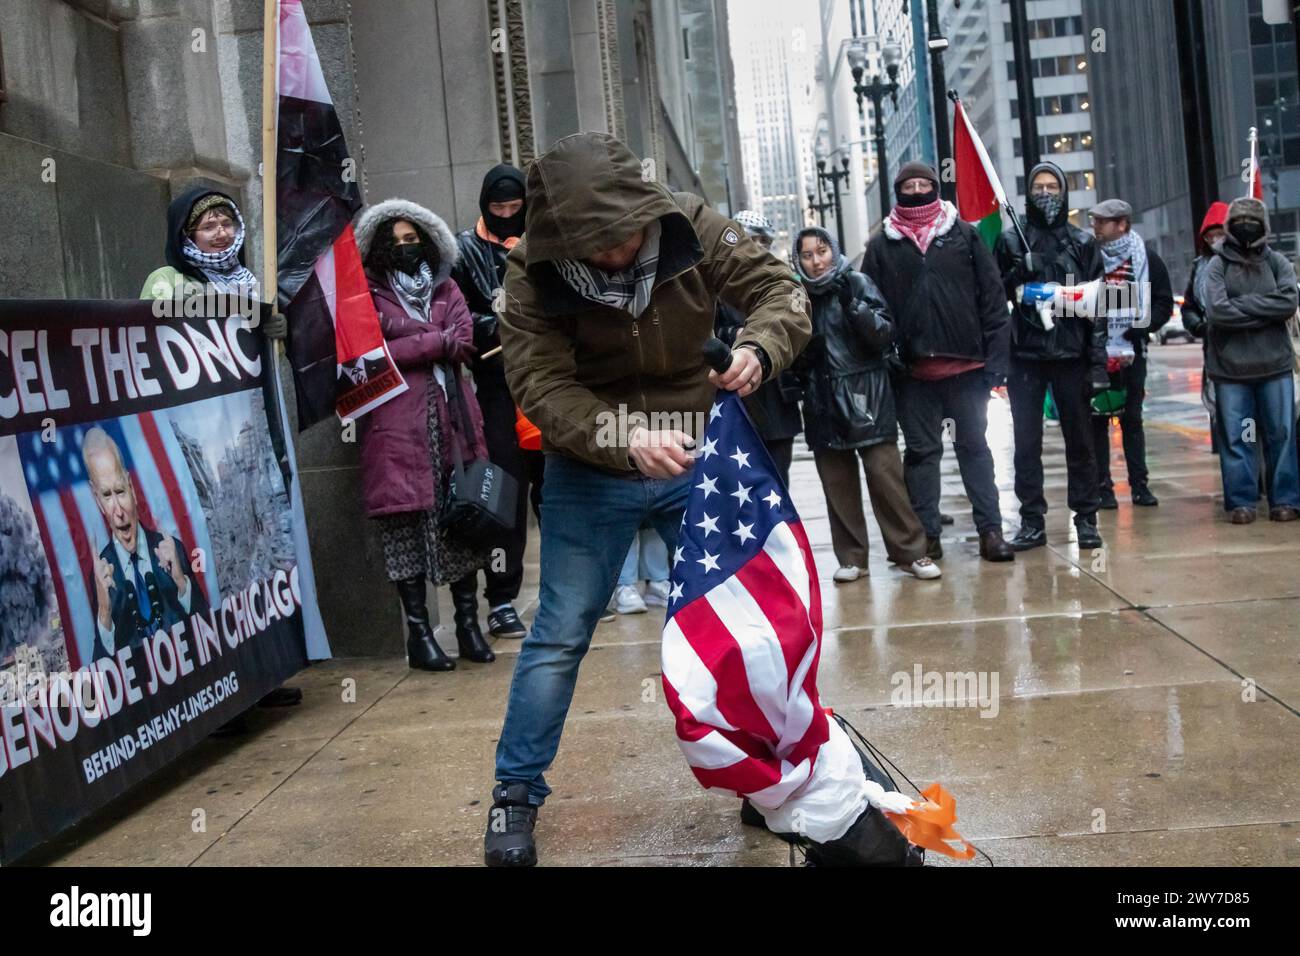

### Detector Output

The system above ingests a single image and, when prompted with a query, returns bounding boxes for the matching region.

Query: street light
[849,34,902,219]
[814,153,851,251]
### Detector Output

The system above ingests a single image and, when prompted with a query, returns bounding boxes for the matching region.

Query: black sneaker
[939,512,955,526]
[487,606,527,639]
[1131,486,1159,507]
[1098,487,1118,510]
[1076,521,1103,550]
[1010,526,1047,551]
[484,783,538,867]
[925,536,943,560]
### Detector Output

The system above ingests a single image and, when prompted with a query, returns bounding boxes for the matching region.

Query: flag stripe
[668,600,778,743]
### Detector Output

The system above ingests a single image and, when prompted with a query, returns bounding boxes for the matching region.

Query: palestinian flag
[276,0,405,427]
[953,97,1005,249]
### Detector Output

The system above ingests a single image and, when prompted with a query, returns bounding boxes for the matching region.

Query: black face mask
[484,204,526,240]
[394,242,426,276]
[1228,220,1265,247]
[896,186,938,208]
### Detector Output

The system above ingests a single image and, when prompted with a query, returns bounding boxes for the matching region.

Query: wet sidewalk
[36,345,1300,866]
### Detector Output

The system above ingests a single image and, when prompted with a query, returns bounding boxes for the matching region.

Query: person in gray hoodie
[1195,197,1300,523]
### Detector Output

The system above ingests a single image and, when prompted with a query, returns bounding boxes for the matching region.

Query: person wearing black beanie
[450,164,534,643]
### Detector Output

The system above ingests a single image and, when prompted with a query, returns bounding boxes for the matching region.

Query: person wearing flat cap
[1089,198,1173,510]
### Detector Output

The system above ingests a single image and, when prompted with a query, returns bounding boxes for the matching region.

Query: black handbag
[439,363,519,541]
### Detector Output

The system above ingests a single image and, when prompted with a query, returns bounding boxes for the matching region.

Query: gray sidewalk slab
[39,345,1300,867]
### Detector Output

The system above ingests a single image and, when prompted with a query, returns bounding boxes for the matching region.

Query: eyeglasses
[193,218,236,237]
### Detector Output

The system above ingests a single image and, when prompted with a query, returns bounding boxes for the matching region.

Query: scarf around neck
[1100,229,1149,355]
[180,205,258,294]
[796,252,851,294]
[553,219,662,317]
[887,199,957,254]
[389,261,436,321]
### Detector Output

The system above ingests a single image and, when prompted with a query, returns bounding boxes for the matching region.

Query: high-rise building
[939,0,1097,228]
[1083,0,1299,286]
[730,1,817,254]
[873,0,938,173]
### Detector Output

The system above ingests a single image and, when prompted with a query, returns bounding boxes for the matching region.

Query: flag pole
[1247,126,1258,199]
[261,0,280,322]
[261,0,292,474]
[948,90,1032,255]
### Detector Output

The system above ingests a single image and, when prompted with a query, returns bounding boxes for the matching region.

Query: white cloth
[753,719,913,843]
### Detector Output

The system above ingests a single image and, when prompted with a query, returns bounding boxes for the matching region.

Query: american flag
[16,413,218,669]
[661,390,831,805]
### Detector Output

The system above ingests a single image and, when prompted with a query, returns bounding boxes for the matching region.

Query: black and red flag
[276,0,406,426]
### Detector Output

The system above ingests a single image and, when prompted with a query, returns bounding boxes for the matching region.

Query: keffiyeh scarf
[1100,229,1149,358]
[554,220,662,317]
[389,261,436,321]
[180,205,258,294]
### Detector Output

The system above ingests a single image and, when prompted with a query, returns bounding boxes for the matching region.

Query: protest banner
[0,298,329,862]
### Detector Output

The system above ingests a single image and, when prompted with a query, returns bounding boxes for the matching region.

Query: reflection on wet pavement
[38,345,1300,867]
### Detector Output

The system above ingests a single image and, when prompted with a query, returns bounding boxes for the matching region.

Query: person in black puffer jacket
[994,161,1108,551]
[793,226,940,583]
[862,161,1014,563]
[450,164,533,641]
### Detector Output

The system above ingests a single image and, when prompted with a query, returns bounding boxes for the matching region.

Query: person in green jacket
[141,186,286,339]
[142,185,294,722]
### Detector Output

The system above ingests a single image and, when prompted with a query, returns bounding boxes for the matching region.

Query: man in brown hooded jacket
[484,132,809,866]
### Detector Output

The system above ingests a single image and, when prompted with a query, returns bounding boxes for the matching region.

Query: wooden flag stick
[479,345,503,360]
[261,0,280,331]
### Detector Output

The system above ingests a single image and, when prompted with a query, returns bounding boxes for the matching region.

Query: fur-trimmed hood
[883,200,958,242]
[354,198,459,286]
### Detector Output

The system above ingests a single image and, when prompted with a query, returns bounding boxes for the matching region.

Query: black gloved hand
[983,369,1006,391]
[834,274,857,311]
[472,313,500,356]
[1089,370,1113,396]
[260,313,288,340]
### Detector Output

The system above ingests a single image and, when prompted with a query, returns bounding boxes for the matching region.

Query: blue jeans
[1214,374,1300,510]
[617,528,671,587]
[495,453,691,805]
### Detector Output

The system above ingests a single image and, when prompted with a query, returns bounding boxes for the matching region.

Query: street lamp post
[925,0,954,202]
[808,163,833,228]
[848,36,902,220]
[816,154,851,251]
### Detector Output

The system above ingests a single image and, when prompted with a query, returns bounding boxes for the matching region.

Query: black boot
[804,804,923,867]
[451,574,495,663]
[484,783,538,867]
[395,577,454,672]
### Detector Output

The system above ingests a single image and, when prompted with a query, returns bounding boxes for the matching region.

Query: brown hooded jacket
[498,132,809,472]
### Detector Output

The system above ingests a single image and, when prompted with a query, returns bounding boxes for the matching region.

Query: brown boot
[1269,505,1299,522]
[1229,507,1257,525]
[979,529,1015,562]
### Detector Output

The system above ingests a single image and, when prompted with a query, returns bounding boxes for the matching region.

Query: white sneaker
[644,580,671,608]
[832,566,863,583]
[613,585,647,614]
[908,557,942,580]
